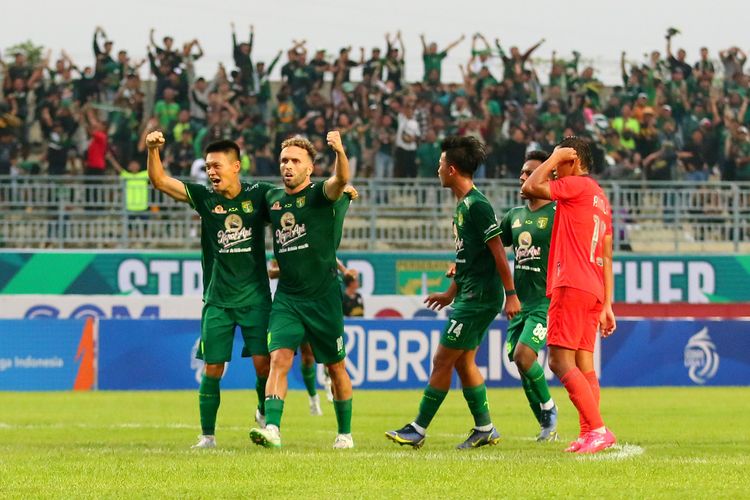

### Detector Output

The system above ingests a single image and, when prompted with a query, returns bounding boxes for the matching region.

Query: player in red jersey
[521,136,617,454]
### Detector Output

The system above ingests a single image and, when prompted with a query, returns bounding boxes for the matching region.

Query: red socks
[560,368,603,434]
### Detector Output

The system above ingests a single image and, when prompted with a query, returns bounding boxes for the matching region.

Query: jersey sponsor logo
[217,214,253,251]
[512,218,522,228]
[515,231,542,266]
[452,223,464,256]
[536,217,548,229]
[271,201,282,210]
[212,205,226,214]
[275,211,308,249]
[296,196,306,208]
[228,207,238,212]
[242,201,253,214]
[684,327,719,384]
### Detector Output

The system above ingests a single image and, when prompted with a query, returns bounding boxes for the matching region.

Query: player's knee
[325,360,347,380]
[432,352,457,376]
[513,349,533,372]
[253,356,270,377]
[204,363,224,378]
[547,352,569,377]
[269,350,294,372]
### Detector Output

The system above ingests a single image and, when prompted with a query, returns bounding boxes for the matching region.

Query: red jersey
[86,131,108,169]
[547,175,612,303]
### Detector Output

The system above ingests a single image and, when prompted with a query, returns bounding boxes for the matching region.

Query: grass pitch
[0,387,747,498]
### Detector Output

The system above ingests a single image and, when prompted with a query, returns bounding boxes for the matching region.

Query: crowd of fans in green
[1,26,749,183]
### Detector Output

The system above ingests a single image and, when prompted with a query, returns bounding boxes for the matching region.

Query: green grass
[0,387,748,498]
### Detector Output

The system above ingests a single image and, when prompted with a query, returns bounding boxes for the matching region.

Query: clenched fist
[326,130,345,155]
[146,131,165,150]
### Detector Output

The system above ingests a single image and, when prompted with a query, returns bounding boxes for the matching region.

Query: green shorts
[196,302,271,364]
[506,302,549,361]
[267,283,346,365]
[440,301,500,351]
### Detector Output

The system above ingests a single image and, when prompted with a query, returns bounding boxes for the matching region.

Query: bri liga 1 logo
[683,327,719,385]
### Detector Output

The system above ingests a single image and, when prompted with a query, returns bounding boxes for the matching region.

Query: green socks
[415,385,449,429]
[198,375,221,435]
[255,376,267,415]
[264,397,284,428]
[521,375,543,423]
[301,364,317,397]
[524,362,552,405]
[462,384,492,427]
[333,398,353,434]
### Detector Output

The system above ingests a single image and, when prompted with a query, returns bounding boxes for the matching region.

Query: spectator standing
[394,99,420,177]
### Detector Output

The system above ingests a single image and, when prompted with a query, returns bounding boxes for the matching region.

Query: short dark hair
[441,136,486,176]
[205,139,240,161]
[525,150,549,163]
[556,136,592,172]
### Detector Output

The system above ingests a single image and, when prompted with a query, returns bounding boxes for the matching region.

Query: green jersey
[453,186,503,307]
[499,202,555,308]
[266,181,340,297]
[333,193,352,249]
[185,181,274,308]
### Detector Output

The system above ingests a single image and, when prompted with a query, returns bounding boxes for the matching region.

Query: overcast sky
[4,0,749,84]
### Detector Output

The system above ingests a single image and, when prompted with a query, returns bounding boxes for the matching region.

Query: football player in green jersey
[266,187,357,413]
[499,150,558,442]
[146,131,274,449]
[386,136,521,449]
[250,131,354,449]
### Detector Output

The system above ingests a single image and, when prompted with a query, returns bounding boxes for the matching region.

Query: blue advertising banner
[601,320,750,386]
[97,319,750,390]
[0,319,92,391]
[3,318,747,390]
[98,320,306,391]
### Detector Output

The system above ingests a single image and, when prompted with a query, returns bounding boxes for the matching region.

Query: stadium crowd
[1,26,749,182]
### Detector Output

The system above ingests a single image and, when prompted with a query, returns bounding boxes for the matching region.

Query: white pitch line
[576,443,645,461]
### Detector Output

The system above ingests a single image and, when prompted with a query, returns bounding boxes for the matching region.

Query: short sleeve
[184,182,208,213]
[549,176,586,201]
[498,210,513,247]
[315,181,337,207]
[469,199,501,243]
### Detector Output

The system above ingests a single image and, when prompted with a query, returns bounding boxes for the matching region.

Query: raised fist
[326,130,344,154]
[146,131,165,150]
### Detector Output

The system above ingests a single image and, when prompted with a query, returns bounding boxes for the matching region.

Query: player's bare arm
[600,234,617,337]
[323,130,351,201]
[424,280,457,311]
[486,235,521,319]
[146,131,188,202]
[521,147,577,200]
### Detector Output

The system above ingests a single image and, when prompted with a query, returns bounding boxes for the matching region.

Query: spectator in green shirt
[420,33,465,83]
[416,129,441,177]
[611,104,640,150]
[153,87,181,137]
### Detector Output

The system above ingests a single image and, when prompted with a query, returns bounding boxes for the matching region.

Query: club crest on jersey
[296,196,305,208]
[242,201,253,214]
[536,217,548,229]
[271,201,282,210]
[512,218,522,228]
[212,205,226,214]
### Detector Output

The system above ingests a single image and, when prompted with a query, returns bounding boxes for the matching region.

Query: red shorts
[547,286,602,352]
